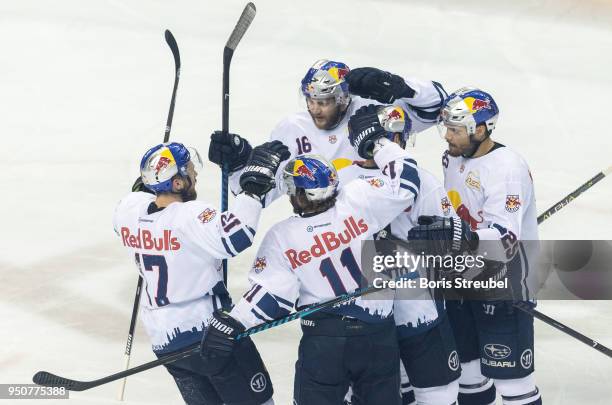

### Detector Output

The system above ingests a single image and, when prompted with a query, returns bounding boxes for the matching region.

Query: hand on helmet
[346,67,415,103]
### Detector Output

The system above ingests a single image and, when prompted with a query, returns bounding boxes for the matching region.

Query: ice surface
[1,0,611,403]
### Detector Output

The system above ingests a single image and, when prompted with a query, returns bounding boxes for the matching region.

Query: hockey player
[408,88,542,405]
[339,104,460,405]
[208,59,446,207]
[200,105,422,405]
[113,139,290,405]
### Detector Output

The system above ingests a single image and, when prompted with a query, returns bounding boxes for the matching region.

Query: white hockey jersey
[230,77,446,206]
[338,161,456,338]
[230,142,421,328]
[112,192,262,354]
[442,143,540,299]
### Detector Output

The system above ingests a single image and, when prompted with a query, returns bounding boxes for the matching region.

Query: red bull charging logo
[296,164,315,181]
[466,97,491,113]
[155,156,172,175]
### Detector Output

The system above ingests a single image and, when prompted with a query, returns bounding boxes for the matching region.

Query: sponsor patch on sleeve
[198,208,217,223]
[505,195,521,212]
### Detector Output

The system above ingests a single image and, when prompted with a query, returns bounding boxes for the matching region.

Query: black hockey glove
[348,104,387,159]
[345,67,416,103]
[208,131,253,172]
[240,140,291,198]
[200,310,245,375]
[132,176,154,194]
[407,215,479,257]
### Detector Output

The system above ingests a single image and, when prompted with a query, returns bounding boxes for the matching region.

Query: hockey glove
[346,67,416,103]
[132,176,154,194]
[407,215,479,257]
[208,131,253,172]
[200,310,245,375]
[348,104,388,159]
[240,140,291,198]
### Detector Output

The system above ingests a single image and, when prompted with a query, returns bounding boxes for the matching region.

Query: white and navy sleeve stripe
[243,283,294,322]
[221,225,256,257]
[399,158,420,199]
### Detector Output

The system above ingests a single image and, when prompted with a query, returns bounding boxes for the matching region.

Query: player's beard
[308,104,347,130]
[447,137,480,158]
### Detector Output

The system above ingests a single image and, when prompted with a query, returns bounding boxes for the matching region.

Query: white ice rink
[2,0,612,403]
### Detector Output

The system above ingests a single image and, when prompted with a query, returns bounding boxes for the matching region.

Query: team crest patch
[465,171,481,190]
[198,208,216,223]
[441,197,452,216]
[328,134,337,144]
[367,178,384,188]
[253,257,267,273]
[505,195,521,212]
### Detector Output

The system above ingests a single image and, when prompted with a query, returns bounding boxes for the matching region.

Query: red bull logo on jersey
[253,257,267,273]
[285,216,368,270]
[120,227,181,251]
[505,195,521,213]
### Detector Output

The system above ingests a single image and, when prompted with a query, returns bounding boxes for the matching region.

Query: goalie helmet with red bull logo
[282,155,339,202]
[300,59,351,106]
[438,87,499,136]
[140,142,202,193]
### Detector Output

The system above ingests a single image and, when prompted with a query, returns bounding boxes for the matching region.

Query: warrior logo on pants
[250,372,267,392]
[520,349,533,369]
[448,351,460,371]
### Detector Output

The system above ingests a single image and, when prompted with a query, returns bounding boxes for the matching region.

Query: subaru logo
[484,343,511,360]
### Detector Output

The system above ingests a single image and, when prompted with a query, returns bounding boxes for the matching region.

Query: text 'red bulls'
[120,227,181,251]
[285,216,368,269]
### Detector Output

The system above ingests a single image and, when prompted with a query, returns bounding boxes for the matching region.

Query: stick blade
[164,29,181,69]
[33,371,87,391]
[225,2,256,50]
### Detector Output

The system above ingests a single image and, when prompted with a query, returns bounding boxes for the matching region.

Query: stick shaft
[537,167,610,224]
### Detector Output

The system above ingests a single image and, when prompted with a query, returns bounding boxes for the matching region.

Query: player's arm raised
[184,141,290,259]
[344,104,421,231]
[346,67,447,129]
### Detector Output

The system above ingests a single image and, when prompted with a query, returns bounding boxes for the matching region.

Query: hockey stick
[537,165,612,224]
[117,30,181,402]
[32,282,391,391]
[513,302,612,358]
[221,2,256,285]
[117,277,143,401]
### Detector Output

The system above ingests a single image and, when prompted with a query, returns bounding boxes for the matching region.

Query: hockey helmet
[376,105,413,146]
[301,59,351,106]
[140,142,202,193]
[438,87,499,136]
[283,155,339,202]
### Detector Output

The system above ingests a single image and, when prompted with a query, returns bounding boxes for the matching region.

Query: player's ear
[172,176,185,193]
[475,124,488,140]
